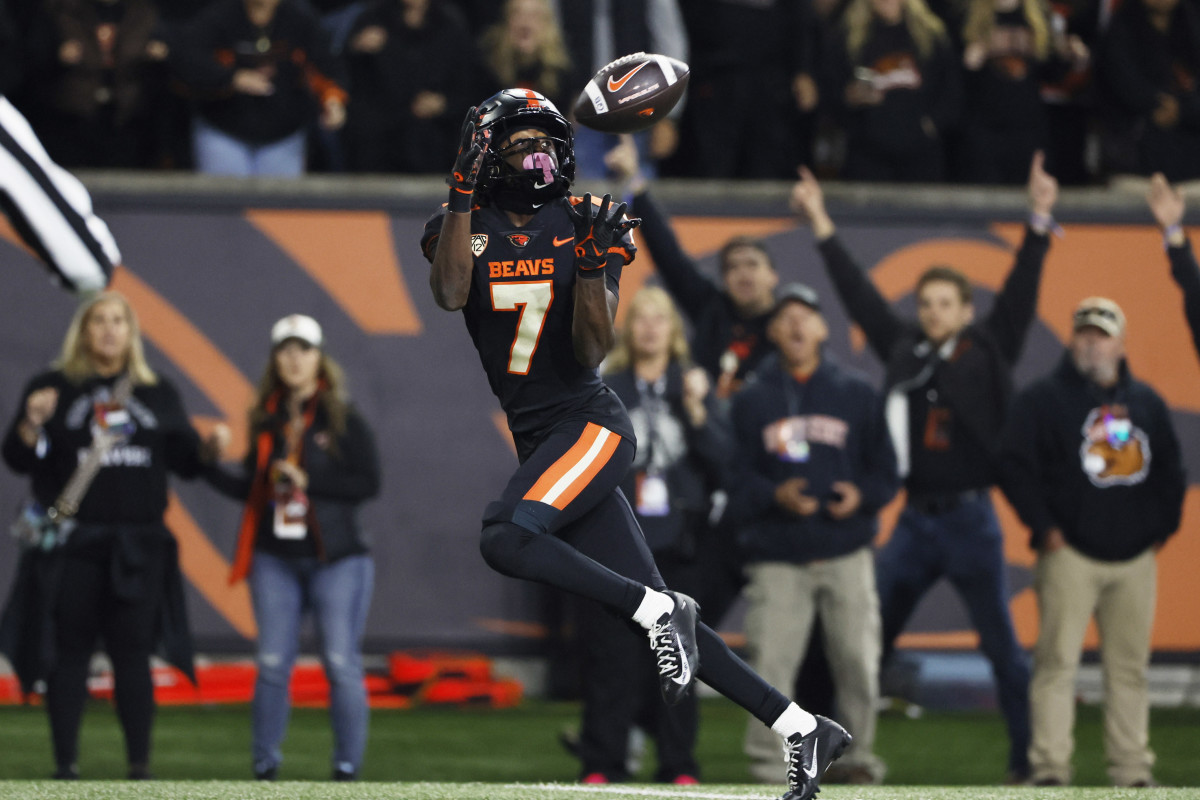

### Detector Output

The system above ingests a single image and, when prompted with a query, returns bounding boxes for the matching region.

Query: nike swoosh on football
[607,62,649,93]
[803,741,819,779]
[552,235,574,247]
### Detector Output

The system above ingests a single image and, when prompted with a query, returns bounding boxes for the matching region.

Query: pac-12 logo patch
[507,233,531,248]
[470,234,488,256]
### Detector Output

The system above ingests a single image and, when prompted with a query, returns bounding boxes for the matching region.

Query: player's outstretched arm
[430,107,489,310]
[567,193,640,367]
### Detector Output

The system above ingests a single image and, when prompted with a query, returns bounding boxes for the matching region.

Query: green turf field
[0,698,1197,796]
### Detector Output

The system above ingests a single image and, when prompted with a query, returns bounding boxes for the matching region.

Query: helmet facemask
[474,89,574,214]
[487,131,571,212]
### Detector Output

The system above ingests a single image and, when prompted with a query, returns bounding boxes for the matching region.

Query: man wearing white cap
[999,298,1185,788]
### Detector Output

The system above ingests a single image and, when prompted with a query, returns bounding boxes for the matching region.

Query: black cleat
[780,715,853,800]
[648,591,700,706]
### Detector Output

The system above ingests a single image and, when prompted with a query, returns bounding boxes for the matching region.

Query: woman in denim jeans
[209,313,380,781]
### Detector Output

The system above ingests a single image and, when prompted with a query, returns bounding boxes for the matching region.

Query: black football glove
[446,106,490,213]
[565,193,641,277]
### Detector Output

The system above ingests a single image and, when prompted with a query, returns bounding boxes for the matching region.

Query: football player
[0,95,118,294]
[422,88,850,800]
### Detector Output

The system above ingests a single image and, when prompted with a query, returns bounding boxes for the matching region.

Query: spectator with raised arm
[790,151,1060,784]
[607,138,778,399]
[1145,172,1200,362]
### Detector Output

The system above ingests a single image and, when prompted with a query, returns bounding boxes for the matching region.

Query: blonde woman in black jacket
[1,291,215,780]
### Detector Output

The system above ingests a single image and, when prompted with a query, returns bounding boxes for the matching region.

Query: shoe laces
[649,619,682,678]
[785,734,805,789]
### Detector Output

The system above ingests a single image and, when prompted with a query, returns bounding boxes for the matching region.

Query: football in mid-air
[573,52,689,134]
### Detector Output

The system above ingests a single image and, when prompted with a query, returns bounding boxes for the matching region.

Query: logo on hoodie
[763,415,848,463]
[1079,404,1150,487]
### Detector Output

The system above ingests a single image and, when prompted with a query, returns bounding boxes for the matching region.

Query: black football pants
[479,419,790,727]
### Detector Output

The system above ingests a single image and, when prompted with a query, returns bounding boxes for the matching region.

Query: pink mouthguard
[523,152,555,184]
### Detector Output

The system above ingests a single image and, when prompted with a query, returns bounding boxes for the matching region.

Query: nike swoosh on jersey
[608,62,649,93]
[803,741,819,779]
[552,235,574,247]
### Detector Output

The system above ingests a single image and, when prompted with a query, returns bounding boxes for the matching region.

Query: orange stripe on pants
[524,422,620,510]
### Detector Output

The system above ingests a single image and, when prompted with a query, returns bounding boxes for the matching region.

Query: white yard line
[510,784,779,800]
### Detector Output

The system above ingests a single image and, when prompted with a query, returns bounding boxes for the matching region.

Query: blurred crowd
[4,0,1200,183]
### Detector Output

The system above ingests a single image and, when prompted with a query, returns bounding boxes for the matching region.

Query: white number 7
[491,280,555,374]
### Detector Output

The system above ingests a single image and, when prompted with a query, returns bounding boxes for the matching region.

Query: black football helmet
[475,89,574,213]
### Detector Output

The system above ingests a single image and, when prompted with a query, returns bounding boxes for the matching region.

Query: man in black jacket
[728,284,899,785]
[999,298,1185,787]
[790,151,1060,783]
[606,139,779,399]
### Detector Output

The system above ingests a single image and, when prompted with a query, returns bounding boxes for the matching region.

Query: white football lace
[649,621,681,677]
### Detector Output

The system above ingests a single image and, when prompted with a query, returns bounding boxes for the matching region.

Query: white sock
[632,588,675,629]
[771,703,817,738]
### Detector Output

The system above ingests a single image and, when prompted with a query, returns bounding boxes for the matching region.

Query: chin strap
[491,174,565,214]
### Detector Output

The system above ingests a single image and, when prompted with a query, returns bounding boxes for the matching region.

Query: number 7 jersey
[422,196,637,458]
